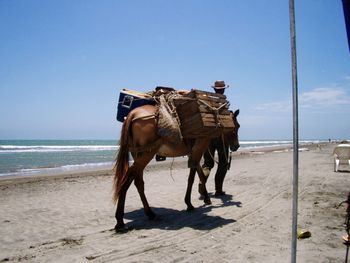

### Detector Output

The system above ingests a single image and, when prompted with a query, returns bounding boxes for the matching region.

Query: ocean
[0,140,118,177]
[0,139,327,178]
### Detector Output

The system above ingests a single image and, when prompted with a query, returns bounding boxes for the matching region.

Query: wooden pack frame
[173,89,234,139]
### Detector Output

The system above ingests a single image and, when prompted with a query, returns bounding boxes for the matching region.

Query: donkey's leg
[134,173,156,220]
[196,165,212,205]
[184,168,196,211]
[132,150,158,220]
[189,138,211,205]
[115,168,136,232]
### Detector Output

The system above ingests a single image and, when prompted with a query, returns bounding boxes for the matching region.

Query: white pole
[289,0,299,262]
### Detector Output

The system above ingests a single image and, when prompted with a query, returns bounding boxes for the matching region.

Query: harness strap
[132,114,156,122]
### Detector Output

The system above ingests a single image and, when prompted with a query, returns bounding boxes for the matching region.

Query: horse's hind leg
[134,173,156,220]
[188,139,211,205]
[132,150,158,220]
[115,169,135,231]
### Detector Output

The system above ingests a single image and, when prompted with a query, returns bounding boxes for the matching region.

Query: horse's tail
[113,116,132,204]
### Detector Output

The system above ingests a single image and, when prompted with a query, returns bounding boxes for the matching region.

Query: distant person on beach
[200,80,231,196]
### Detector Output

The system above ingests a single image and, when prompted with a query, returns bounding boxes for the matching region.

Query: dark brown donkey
[113,104,240,232]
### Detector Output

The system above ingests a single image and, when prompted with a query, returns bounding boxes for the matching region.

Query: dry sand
[0,142,349,262]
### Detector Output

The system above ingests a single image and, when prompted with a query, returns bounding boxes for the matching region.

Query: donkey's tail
[113,116,132,203]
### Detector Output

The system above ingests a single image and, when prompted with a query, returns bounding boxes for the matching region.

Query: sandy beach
[0,142,349,262]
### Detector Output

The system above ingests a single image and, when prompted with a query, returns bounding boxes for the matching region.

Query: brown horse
[113,104,240,231]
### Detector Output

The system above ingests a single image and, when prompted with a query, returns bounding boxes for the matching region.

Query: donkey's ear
[233,109,240,117]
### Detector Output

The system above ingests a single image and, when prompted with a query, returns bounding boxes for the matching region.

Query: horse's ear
[233,109,240,117]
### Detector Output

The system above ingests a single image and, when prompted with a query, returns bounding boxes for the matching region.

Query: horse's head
[226,109,240,152]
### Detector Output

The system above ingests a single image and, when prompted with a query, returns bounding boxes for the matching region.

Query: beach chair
[333,143,350,172]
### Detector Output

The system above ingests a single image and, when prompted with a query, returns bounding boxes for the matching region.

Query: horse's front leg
[187,138,212,206]
[196,165,211,205]
[184,168,196,211]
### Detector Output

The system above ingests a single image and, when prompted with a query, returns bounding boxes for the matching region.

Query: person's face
[214,88,225,94]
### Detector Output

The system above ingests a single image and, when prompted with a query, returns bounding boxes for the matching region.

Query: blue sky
[0,0,349,140]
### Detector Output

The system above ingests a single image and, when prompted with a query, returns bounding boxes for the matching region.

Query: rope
[207,148,218,165]
[131,114,155,122]
[197,99,228,128]
[197,99,228,111]
[221,133,229,164]
[169,157,175,182]
[206,134,230,167]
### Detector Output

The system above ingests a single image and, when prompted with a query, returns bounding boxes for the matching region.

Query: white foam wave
[0,145,119,153]
[241,140,292,145]
[240,140,327,146]
[0,162,114,177]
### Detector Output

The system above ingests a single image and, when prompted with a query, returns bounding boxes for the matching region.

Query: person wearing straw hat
[211,80,228,94]
[200,80,230,196]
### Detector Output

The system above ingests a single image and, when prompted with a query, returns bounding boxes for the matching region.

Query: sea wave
[0,145,119,153]
[240,140,326,146]
[0,140,326,153]
[240,140,293,145]
[0,161,114,177]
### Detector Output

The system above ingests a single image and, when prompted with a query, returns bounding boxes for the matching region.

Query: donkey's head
[226,109,240,152]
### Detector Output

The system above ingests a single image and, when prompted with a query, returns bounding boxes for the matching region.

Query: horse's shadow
[336,170,350,173]
[123,194,242,231]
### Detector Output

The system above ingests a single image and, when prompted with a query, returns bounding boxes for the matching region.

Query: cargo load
[116,88,234,139]
[173,89,234,138]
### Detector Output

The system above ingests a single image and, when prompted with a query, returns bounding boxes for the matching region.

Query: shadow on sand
[336,170,350,173]
[123,194,242,231]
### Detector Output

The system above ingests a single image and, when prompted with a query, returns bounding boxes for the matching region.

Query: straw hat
[211,80,229,89]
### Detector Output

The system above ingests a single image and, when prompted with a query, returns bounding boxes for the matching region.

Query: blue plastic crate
[116,89,155,122]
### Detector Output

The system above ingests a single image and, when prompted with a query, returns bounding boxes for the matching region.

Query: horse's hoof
[214,191,226,197]
[114,224,132,233]
[198,183,205,196]
[204,198,212,205]
[147,211,157,220]
[186,204,195,211]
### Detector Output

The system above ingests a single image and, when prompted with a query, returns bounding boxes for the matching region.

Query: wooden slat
[179,112,234,136]
[197,104,230,114]
[122,89,153,99]
[195,94,227,104]
[172,89,234,138]
[181,126,233,138]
